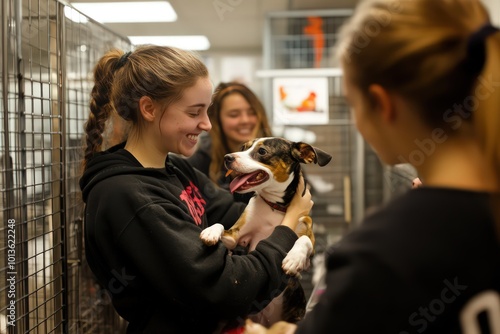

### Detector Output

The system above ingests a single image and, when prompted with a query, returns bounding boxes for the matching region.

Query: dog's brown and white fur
[200,137,332,325]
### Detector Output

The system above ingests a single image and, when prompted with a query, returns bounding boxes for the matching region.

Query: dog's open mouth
[227,169,269,193]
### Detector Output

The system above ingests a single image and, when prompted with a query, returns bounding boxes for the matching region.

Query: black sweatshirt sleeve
[115,200,297,319]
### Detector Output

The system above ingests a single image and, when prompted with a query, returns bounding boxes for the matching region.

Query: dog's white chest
[238,196,285,251]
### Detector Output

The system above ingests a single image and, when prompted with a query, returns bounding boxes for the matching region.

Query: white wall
[482,0,500,25]
[201,51,265,102]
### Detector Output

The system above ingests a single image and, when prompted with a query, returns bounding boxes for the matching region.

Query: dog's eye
[258,148,267,155]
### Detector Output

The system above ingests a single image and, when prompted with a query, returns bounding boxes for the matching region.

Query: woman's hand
[281,175,313,230]
[245,319,297,334]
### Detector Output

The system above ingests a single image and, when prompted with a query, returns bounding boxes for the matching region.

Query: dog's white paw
[282,236,313,276]
[200,223,224,246]
[282,252,309,276]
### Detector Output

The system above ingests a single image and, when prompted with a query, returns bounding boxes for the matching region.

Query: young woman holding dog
[246,0,500,333]
[79,45,312,334]
[187,82,272,203]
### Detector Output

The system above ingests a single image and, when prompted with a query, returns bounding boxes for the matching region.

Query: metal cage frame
[1,1,130,333]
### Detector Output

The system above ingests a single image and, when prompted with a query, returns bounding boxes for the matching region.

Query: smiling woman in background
[188,82,272,203]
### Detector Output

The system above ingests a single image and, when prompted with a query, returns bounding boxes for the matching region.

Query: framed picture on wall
[272,77,329,125]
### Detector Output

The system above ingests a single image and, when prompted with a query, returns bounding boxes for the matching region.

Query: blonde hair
[337,0,500,175]
[83,45,208,168]
[207,82,272,184]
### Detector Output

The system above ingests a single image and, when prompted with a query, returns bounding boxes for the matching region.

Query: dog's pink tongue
[229,172,256,193]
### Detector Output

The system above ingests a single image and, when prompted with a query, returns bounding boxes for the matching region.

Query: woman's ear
[368,84,396,123]
[139,96,157,122]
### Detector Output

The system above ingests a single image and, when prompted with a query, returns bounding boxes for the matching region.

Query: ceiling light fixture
[70,1,177,23]
[128,36,211,51]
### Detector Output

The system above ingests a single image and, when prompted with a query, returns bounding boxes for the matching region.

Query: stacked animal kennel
[259,9,393,244]
[1,0,129,332]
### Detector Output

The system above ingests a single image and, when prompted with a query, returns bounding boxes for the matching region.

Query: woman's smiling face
[219,92,260,149]
[158,76,213,157]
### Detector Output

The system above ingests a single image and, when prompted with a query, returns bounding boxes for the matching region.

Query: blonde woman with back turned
[246,0,500,333]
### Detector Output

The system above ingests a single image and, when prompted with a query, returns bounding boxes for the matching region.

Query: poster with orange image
[272,77,329,125]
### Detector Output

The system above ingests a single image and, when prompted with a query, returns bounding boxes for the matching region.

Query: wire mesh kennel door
[1,0,131,333]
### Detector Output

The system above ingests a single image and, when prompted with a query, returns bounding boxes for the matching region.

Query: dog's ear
[291,142,332,166]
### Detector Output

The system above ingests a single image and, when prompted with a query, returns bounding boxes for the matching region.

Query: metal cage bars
[1,0,130,333]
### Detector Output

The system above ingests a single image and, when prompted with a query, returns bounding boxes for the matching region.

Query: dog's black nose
[224,154,235,164]
[224,154,236,170]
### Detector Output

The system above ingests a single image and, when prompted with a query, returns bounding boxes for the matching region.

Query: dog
[200,137,332,327]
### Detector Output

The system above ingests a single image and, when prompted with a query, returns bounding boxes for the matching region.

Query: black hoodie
[80,143,298,333]
[296,188,500,333]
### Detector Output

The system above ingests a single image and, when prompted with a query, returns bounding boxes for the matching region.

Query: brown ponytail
[83,49,124,168]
